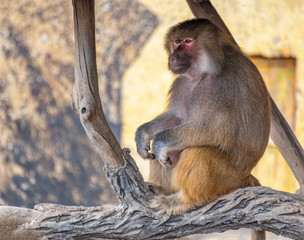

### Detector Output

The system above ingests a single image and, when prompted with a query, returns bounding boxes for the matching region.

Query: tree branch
[270,99,304,193]
[30,187,304,240]
[71,0,123,168]
[1,183,304,239]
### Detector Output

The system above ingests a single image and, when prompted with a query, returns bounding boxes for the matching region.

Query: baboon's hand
[152,131,172,166]
[135,127,155,159]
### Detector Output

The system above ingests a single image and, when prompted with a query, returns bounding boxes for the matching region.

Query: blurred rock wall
[0,0,157,208]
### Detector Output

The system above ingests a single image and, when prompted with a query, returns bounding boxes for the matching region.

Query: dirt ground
[184,229,290,240]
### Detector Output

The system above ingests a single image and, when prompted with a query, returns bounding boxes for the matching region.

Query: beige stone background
[0,0,158,207]
[123,0,304,194]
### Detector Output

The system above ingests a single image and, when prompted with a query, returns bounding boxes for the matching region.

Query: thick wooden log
[31,186,304,240]
[0,207,41,240]
[186,0,304,192]
[1,185,304,239]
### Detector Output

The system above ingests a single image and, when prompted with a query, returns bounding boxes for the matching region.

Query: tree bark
[71,0,123,168]
[270,99,304,193]
[0,0,304,239]
[1,185,304,239]
[28,186,304,240]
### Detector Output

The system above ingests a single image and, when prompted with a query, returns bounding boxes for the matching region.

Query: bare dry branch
[71,0,123,167]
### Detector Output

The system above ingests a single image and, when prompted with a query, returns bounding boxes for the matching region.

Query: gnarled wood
[31,186,304,240]
[1,184,304,239]
[186,0,304,193]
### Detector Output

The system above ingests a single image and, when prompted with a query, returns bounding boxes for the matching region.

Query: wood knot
[79,99,95,121]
